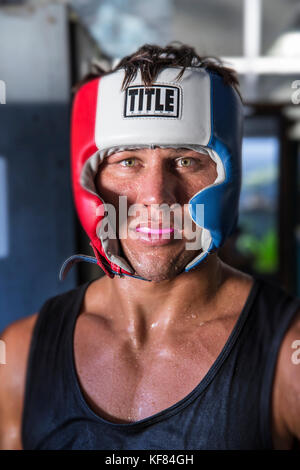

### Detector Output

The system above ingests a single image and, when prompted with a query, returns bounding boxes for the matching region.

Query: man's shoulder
[272,306,300,445]
[277,306,300,370]
[0,313,39,380]
[258,278,300,448]
[0,313,38,449]
[226,268,300,447]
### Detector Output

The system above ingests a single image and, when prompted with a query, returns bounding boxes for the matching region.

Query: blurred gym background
[0,0,300,331]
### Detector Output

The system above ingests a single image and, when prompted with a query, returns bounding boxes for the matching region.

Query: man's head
[69,43,243,282]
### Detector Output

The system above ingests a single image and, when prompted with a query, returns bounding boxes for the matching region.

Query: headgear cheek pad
[60,67,243,281]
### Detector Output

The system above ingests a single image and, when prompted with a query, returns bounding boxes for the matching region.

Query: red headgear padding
[71,78,133,279]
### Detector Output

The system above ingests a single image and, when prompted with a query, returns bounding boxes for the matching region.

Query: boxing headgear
[60,66,243,281]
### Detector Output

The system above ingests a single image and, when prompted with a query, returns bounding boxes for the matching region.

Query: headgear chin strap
[60,66,243,282]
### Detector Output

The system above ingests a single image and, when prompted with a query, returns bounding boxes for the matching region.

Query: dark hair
[73,42,241,99]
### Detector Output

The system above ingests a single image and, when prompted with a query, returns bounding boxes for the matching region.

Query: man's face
[95,147,217,282]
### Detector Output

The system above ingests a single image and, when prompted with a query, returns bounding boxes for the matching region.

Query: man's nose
[136,165,177,207]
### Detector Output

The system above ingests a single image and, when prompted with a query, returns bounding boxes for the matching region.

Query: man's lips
[136,226,175,235]
[129,223,182,245]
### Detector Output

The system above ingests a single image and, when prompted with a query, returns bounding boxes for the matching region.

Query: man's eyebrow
[107,148,207,158]
[170,148,201,154]
[170,148,189,154]
[169,148,208,155]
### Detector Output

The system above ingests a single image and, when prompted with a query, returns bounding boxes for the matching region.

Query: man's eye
[177,157,194,167]
[120,158,136,167]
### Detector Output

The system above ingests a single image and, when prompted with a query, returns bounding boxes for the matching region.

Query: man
[0,44,300,450]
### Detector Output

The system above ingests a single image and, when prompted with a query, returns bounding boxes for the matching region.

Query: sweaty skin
[96,147,217,282]
[0,148,299,449]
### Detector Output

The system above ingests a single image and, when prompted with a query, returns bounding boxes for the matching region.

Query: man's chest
[73,313,238,423]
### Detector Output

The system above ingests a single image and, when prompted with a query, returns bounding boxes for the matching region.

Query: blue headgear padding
[187,72,243,271]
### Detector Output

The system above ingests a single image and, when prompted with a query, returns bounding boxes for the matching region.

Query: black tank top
[22,277,300,450]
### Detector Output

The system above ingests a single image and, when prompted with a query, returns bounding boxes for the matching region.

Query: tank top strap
[22,280,92,449]
[256,279,300,448]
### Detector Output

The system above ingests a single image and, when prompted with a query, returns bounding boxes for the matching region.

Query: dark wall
[0,104,77,332]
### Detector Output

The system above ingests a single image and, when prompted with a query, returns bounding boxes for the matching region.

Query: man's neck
[98,254,228,344]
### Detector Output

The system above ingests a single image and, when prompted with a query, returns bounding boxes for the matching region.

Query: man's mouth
[128,223,182,245]
[136,226,175,235]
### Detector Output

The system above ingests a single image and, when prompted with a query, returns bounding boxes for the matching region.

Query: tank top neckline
[68,277,261,429]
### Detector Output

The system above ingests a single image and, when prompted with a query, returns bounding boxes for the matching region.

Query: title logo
[124,85,180,118]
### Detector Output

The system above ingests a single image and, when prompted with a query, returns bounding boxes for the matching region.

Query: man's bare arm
[0,314,38,450]
[272,309,300,449]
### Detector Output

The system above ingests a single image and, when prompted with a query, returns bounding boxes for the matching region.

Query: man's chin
[125,255,187,282]
[118,241,202,282]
